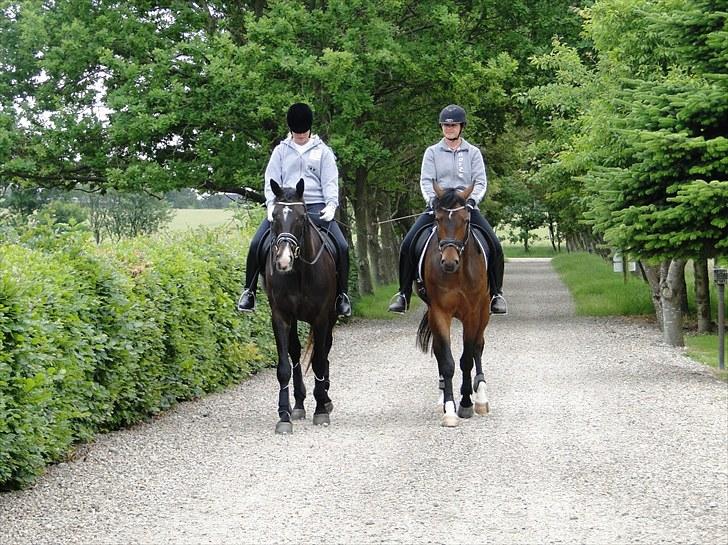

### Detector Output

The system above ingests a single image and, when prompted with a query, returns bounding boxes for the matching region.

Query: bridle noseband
[272,201,306,259]
[436,204,470,255]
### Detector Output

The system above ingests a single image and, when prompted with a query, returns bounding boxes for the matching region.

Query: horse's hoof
[441,414,459,427]
[324,401,334,414]
[291,408,306,420]
[275,421,293,434]
[313,413,330,426]
[457,405,474,419]
[474,402,490,416]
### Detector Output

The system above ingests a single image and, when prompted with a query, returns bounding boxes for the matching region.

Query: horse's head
[270,178,308,273]
[432,181,473,273]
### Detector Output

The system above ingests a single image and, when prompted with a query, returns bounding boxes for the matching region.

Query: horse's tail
[302,329,314,375]
[416,310,432,353]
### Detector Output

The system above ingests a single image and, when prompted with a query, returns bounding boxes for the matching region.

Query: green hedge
[0,228,274,490]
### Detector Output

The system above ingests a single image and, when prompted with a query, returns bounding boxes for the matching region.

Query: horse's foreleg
[430,312,458,427]
[457,339,476,419]
[472,333,489,415]
[272,317,293,434]
[310,320,333,426]
[288,321,306,420]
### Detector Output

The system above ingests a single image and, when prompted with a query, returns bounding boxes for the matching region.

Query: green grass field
[167,208,237,231]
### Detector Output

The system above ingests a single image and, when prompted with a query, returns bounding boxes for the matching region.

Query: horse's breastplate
[415,225,489,301]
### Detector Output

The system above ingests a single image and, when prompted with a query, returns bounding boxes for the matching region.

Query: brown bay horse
[416,181,491,427]
[265,179,336,434]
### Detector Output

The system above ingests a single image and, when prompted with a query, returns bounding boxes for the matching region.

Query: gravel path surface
[1,258,726,545]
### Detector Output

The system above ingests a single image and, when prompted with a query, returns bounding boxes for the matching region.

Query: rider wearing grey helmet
[388,104,508,315]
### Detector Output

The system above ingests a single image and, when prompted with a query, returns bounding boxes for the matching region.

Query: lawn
[167,208,237,231]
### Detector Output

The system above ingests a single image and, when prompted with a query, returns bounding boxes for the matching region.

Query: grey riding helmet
[438,104,467,126]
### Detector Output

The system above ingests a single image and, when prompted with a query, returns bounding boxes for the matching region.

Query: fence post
[715,268,727,370]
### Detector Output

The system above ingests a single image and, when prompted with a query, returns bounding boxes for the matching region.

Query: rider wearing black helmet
[237,103,352,318]
[387,104,508,315]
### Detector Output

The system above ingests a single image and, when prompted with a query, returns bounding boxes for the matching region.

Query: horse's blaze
[275,245,293,272]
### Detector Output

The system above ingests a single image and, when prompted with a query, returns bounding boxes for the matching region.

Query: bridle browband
[271,201,328,266]
[436,204,470,255]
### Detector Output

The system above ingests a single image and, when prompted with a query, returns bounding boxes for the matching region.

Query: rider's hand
[267,203,275,222]
[320,202,337,222]
[466,198,477,211]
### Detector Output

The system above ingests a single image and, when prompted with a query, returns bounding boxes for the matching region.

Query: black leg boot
[489,245,507,315]
[237,244,261,312]
[335,250,352,318]
[388,250,414,314]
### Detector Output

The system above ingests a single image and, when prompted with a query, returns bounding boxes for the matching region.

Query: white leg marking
[473,381,490,415]
[441,400,459,427]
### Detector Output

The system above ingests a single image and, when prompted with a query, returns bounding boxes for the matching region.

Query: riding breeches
[243,203,350,296]
[396,208,504,299]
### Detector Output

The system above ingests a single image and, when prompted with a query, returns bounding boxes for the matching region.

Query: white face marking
[282,206,292,221]
[277,244,292,270]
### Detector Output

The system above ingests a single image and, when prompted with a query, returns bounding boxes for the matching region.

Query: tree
[1,0,585,293]
[535,0,728,345]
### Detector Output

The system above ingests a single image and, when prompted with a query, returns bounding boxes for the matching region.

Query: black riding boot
[237,243,261,312]
[388,248,415,314]
[489,243,507,315]
[335,250,352,318]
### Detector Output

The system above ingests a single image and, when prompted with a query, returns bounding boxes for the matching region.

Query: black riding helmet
[438,104,467,126]
[287,103,313,133]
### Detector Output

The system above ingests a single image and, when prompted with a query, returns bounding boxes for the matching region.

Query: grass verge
[353,283,421,319]
[552,252,654,316]
[685,334,728,380]
[553,252,726,379]
[504,244,559,258]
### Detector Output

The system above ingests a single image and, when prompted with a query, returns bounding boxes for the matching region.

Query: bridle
[271,200,327,266]
[436,204,470,255]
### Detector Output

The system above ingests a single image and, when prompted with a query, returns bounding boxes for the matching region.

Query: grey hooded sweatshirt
[264,135,339,207]
[419,137,487,205]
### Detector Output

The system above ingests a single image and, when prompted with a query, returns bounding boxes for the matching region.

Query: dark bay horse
[265,179,337,434]
[416,181,491,427]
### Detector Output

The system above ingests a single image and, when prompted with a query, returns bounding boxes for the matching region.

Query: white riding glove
[267,203,275,222]
[319,202,337,222]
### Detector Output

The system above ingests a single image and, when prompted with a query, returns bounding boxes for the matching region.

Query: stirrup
[336,293,352,318]
[490,294,507,315]
[387,292,408,314]
[237,288,256,312]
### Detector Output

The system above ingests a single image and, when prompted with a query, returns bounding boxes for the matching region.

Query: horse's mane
[434,188,465,209]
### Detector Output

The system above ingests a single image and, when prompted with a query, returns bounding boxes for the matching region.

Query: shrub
[0,227,274,489]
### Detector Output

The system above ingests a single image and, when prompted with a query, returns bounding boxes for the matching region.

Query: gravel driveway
[1,258,726,545]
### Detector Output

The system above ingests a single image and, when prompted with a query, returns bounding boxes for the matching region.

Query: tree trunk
[678,266,689,314]
[694,258,712,333]
[377,197,399,285]
[661,259,687,347]
[642,262,664,331]
[352,167,373,295]
[368,188,384,286]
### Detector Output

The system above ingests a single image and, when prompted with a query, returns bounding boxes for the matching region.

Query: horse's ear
[270,179,283,198]
[460,183,474,201]
[432,180,445,199]
[296,178,305,198]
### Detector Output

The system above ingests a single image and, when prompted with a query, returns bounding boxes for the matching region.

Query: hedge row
[0,228,275,490]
